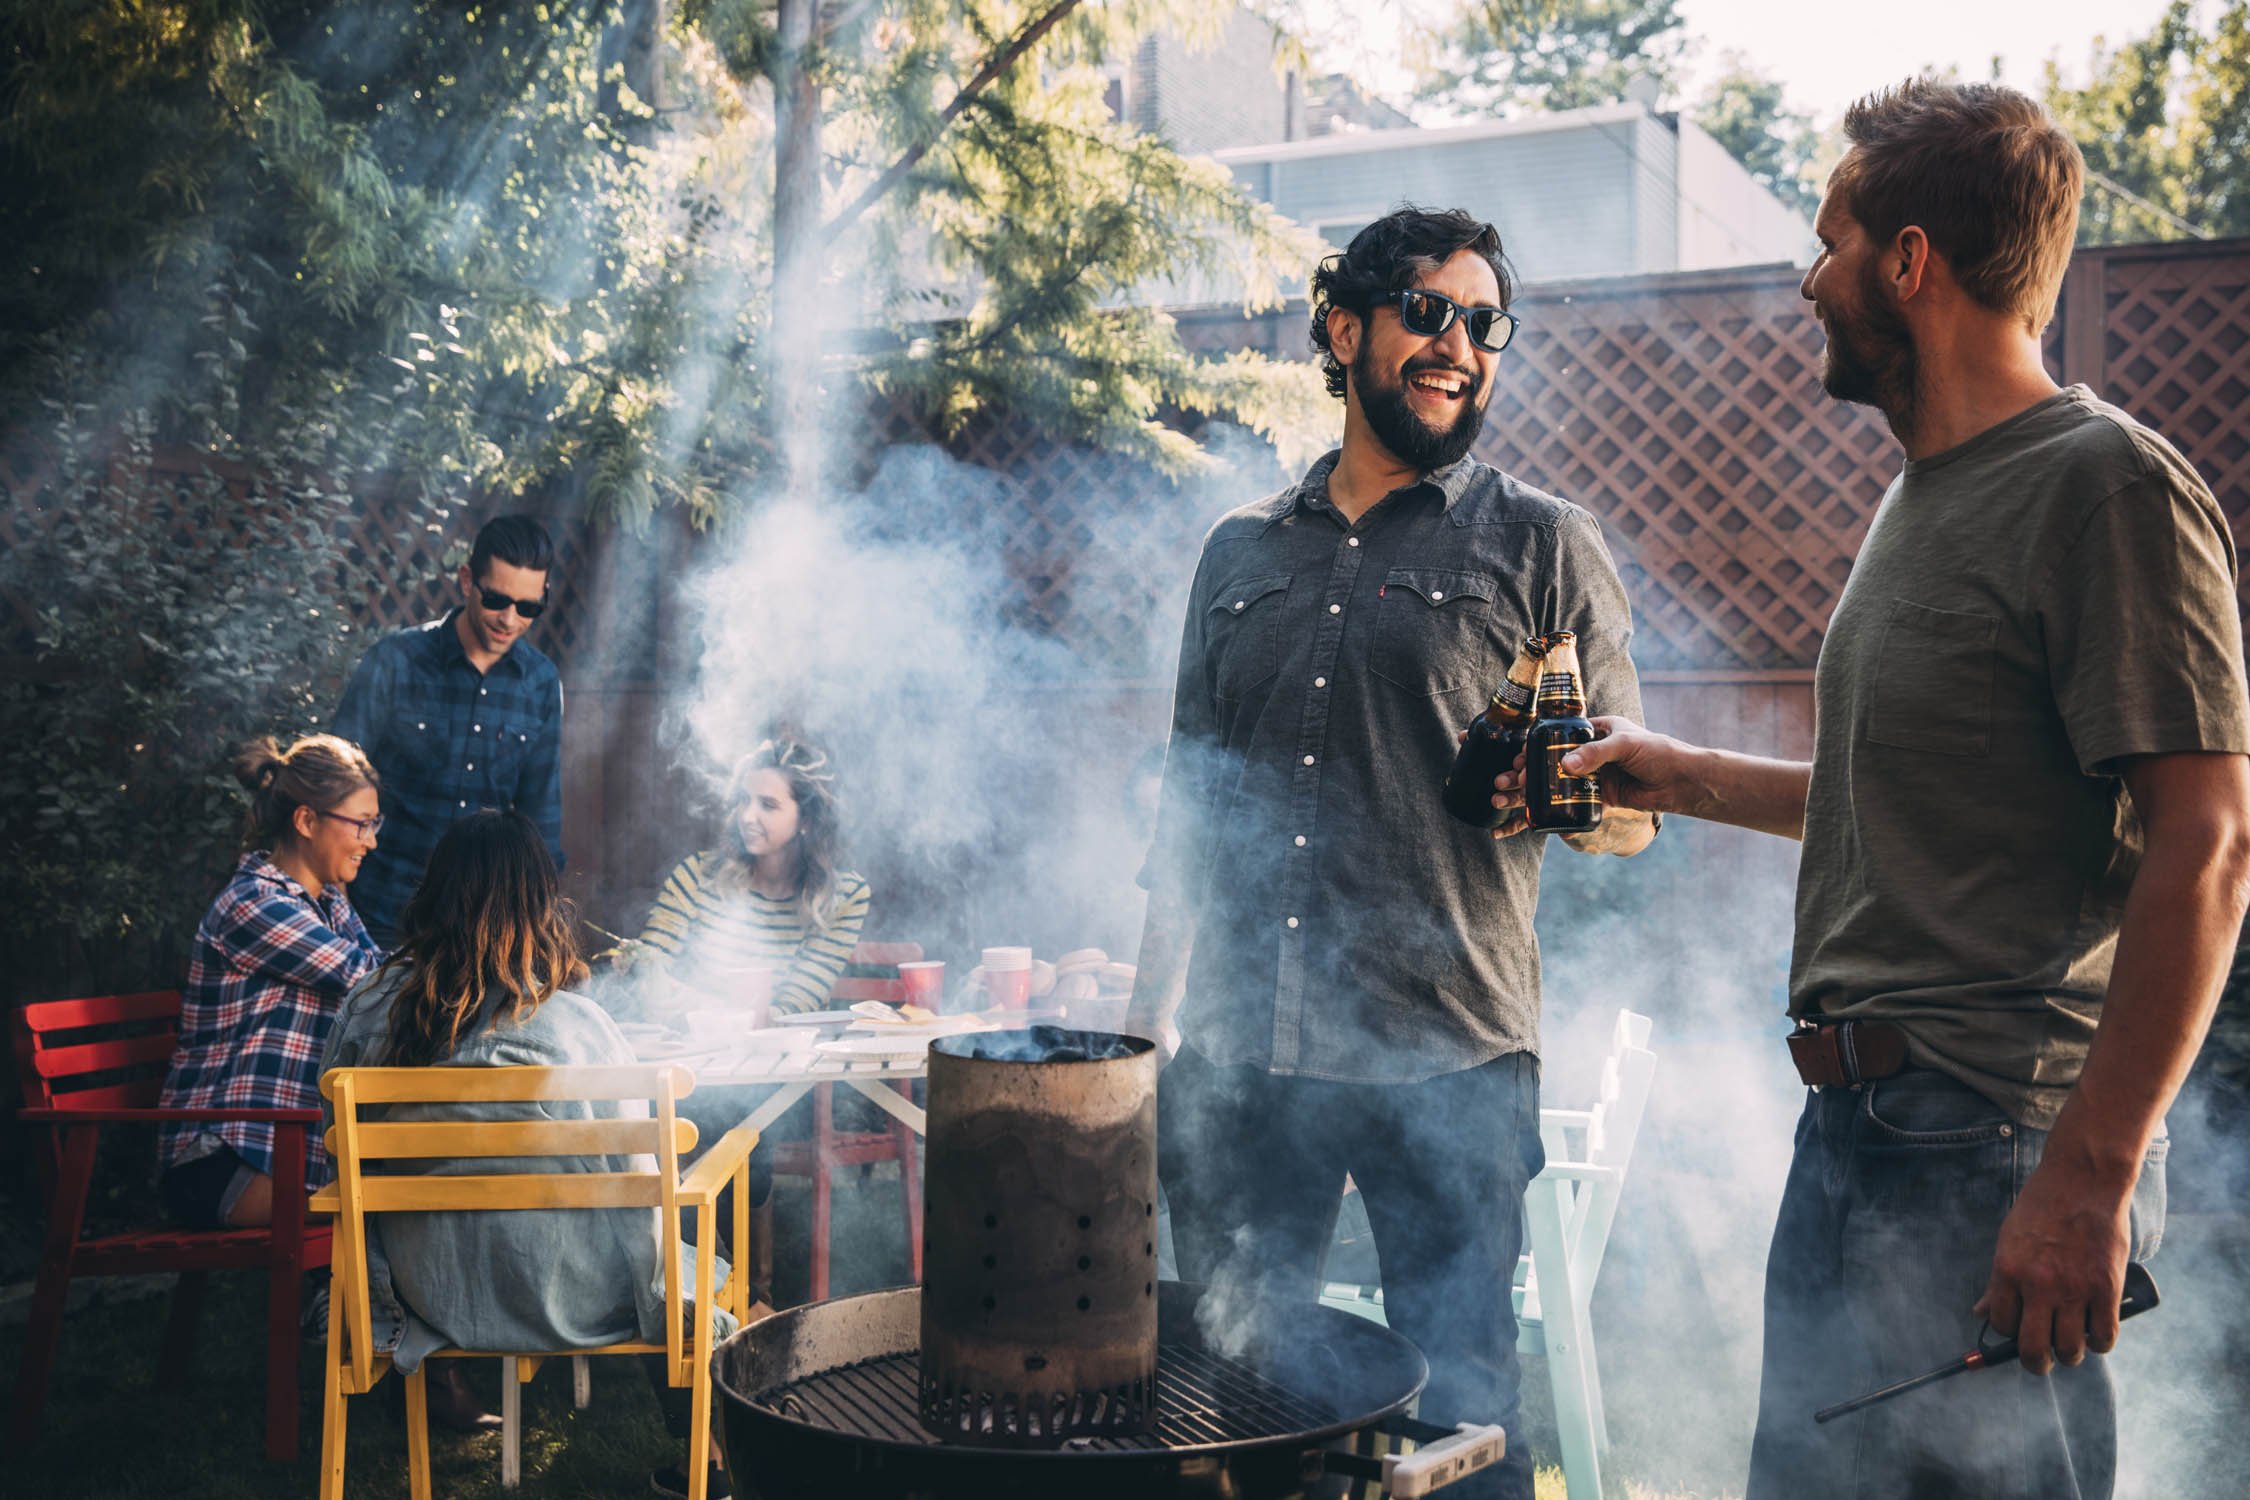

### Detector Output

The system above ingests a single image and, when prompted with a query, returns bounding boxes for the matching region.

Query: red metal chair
[770,942,924,1301]
[10,991,331,1461]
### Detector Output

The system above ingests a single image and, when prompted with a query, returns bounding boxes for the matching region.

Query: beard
[1818,259,1918,416]
[1352,339,1487,472]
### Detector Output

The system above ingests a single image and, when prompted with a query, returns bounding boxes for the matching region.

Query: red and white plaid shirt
[158,852,382,1191]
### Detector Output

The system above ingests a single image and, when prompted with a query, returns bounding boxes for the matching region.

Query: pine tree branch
[818,0,1084,249]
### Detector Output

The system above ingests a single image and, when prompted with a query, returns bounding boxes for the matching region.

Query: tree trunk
[769,0,824,495]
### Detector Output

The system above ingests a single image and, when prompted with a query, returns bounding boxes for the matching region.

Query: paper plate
[630,1036,732,1062]
[769,1010,858,1028]
[814,1034,934,1061]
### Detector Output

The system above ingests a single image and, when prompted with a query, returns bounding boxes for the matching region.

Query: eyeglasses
[478,588,547,620]
[1384,289,1520,354]
[316,811,384,840]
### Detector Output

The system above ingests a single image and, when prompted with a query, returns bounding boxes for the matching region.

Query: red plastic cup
[898,960,945,1009]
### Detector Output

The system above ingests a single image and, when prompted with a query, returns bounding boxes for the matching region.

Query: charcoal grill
[713,1281,1505,1499]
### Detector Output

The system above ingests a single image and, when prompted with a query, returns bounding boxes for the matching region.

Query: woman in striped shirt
[636,738,870,1018]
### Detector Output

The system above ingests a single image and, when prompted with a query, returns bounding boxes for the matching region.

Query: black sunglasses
[478,587,546,620]
[1384,289,1520,354]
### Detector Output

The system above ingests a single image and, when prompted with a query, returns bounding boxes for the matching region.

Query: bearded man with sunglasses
[334,515,567,949]
[1128,205,1654,1500]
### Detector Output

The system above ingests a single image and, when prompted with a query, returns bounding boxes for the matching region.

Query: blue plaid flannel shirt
[159,853,383,1191]
[332,610,565,945]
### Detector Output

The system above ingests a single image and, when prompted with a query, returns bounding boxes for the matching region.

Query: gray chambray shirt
[1147,450,1643,1083]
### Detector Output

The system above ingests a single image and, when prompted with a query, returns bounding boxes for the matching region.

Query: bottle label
[1540,743,1602,805]
[1494,678,1535,713]
[1536,672,1587,712]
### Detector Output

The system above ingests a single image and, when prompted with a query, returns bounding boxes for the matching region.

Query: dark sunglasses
[315,810,384,839]
[478,587,546,620]
[1384,289,1520,354]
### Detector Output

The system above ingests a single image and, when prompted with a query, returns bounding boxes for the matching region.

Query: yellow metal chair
[310,1064,757,1500]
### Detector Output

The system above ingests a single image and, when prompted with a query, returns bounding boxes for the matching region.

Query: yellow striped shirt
[635,851,871,1017]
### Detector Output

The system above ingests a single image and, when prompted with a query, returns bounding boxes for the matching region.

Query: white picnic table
[651,1034,931,1136]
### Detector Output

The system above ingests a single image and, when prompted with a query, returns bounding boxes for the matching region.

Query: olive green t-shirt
[1792,386,2250,1128]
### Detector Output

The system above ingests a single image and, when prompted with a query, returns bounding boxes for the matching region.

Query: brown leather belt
[1787,1019,1911,1089]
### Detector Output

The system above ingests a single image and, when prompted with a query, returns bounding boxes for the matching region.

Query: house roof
[1210,102,1654,166]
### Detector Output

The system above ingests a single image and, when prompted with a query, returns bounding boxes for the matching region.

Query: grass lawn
[2,1169,1732,1499]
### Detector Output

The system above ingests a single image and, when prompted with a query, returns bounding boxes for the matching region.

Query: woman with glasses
[322,809,735,1492]
[157,733,384,1232]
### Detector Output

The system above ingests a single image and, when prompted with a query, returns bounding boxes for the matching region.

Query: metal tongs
[1814,1261,2159,1424]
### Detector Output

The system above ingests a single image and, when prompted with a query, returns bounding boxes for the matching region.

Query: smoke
[662,426,1289,963]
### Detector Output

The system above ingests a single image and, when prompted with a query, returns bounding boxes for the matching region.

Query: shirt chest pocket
[480,717,533,791]
[1369,567,1498,697]
[1209,574,1292,702]
[1864,599,1999,756]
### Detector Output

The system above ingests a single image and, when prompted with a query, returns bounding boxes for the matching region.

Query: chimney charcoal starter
[918,1025,1159,1445]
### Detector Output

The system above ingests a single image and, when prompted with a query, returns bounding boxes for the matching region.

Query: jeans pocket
[1858,1074,2017,1147]
[2130,1134,2168,1262]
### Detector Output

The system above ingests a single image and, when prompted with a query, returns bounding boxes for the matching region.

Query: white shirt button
[459,800,468,809]
[1314,677,1327,688]
[1233,601,1245,611]
[1328,604,1341,615]
[473,724,481,732]
[1431,591,1445,601]
[1347,537,1360,548]
[1286,917,1300,929]
[417,721,426,730]
[1303,755,1316,766]
[466,762,475,770]
[480,687,488,696]
[1294,835,1307,847]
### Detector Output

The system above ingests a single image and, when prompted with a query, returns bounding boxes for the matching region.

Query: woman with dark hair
[633,737,871,1017]
[321,810,734,1489]
[158,734,384,1231]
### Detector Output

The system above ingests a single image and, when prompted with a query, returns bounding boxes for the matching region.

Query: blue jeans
[1747,1070,2168,1500]
[1159,1045,1545,1500]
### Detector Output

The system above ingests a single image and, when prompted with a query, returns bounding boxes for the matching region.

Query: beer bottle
[1524,631,1604,833]
[1443,635,1550,828]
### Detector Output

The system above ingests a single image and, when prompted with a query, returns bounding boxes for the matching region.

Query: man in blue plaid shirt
[334,516,566,947]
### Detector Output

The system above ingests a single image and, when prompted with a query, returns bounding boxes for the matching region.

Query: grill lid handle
[1382,1422,1509,1497]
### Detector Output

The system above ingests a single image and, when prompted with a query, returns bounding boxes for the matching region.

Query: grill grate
[757,1342,1338,1450]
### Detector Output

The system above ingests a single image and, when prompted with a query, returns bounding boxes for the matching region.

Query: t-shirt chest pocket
[1209,574,1292,702]
[1369,567,1498,697]
[1864,598,2000,756]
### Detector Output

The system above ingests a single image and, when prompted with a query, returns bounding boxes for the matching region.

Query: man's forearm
[1676,744,1812,840]
[1126,885,1194,1044]
[2044,827,2250,1188]
[1563,805,1657,856]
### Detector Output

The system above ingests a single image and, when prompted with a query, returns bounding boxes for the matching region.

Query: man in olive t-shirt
[1536,82,2250,1499]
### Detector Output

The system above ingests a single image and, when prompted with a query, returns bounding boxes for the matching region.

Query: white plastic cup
[980,946,1033,1010]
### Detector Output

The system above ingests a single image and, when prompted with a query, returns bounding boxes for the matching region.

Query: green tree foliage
[2045,0,2250,244]
[1693,53,1824,219]
[1413,0,1688,118]
[0,378,401,992]
[1,0,1326,526]
[0,1,1328,993]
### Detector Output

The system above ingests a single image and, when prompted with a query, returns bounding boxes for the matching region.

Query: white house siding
[1674,118,1817,271]
[1214,108,1657,286]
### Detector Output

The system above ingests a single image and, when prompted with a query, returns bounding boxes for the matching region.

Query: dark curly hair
[1309,206,1514,401]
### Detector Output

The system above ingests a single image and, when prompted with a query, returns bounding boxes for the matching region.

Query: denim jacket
[320,971,733,1371]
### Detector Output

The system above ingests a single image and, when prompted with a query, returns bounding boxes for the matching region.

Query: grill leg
[810,1085,834,1302]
